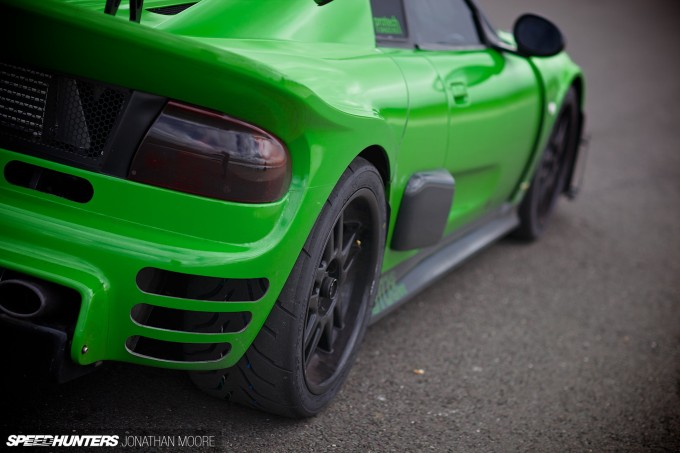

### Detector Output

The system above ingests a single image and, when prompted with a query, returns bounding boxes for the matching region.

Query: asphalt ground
[2,0,679,451]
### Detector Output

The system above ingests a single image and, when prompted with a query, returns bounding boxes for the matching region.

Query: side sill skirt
[370,207,520,324]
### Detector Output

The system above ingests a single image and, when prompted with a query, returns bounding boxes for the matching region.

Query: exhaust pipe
[0,278,62,319]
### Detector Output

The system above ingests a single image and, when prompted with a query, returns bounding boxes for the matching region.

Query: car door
[404,0,542,232]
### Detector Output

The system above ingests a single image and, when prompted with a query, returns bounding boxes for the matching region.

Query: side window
[370,0,408,43]
[406,0,481,47]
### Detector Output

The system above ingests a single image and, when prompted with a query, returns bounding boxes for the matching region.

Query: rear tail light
[129,101,290,203]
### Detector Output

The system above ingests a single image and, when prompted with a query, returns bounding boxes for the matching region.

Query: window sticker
[373,15,404,36]
[370,0,408,39]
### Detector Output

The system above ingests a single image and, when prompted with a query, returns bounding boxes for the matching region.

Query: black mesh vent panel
[0,62,131,169]
[0,63,50,138]
[147,2,197,15]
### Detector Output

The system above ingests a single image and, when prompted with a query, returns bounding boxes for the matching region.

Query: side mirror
[513,14,565,57]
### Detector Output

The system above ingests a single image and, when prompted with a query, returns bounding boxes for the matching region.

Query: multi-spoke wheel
[303,187,379,395]
[188,157,386,417]
[514,88,580,240]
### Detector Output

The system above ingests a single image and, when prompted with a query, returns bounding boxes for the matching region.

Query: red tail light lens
[129,101,290,203]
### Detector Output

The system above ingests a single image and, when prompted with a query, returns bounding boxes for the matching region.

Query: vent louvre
[136,267,269,302]
[147,2,197,15]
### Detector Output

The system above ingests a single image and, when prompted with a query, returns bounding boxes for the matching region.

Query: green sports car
[0,0,585,417]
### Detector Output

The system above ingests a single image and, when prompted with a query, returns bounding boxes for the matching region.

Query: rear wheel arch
[358,146,390,192]
[358,145,392,233]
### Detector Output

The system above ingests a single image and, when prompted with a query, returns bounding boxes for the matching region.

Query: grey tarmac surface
[2,0,679,451]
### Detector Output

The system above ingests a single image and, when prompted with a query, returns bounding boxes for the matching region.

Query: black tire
[188,157,386,418]
[514,87,580,240]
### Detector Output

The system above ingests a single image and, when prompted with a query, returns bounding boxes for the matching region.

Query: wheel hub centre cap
[320,276,338,300]
[318,277,338,316]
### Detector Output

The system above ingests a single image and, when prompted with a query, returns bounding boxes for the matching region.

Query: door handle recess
[449,82,469,106]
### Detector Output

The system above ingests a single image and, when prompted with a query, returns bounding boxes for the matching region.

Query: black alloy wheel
[514,87,580,240]
[535,109,572,225]
[303,188,380,395]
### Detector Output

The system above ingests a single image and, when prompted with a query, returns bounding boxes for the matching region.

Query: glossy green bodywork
[0,0,583,371]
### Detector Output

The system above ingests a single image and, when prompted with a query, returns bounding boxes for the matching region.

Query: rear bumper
[0,147,322,373]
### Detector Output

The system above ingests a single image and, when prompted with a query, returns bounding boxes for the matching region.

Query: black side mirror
[513,14,565,57]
